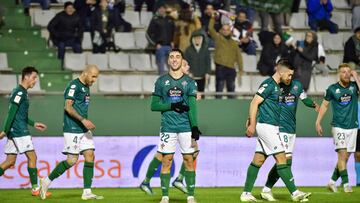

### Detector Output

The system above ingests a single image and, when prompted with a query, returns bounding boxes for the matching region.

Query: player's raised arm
[246,94,264,137]
[64,99,95,130]
[351,70,360,91]
[315,100,330,136]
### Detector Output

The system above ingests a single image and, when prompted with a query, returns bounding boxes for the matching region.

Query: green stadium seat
[39,72,72,92]
[2,15,31,29]
[1,29,42,38]
[7,51,61,71]
[0,35,47,51]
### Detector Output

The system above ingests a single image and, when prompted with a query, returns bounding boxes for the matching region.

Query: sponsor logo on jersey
[17,91,23,95]
[68,89,75,97]
[167,86,183,102]
[284,93,296,106]
[71,84,76,89]
[82,87,86,92]
[258,86,266,94]
[165,80,170,86]
[132,145,175,178]
[335,88,340,94]
[14,95,21,104]
[339,94,351,106]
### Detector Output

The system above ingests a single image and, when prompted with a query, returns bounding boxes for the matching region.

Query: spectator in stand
[78,0,98,32]
[48,1,83,61]
[235,4,255,23]
[146,4,175,75]
[23,0,50,16]
[294,31,319,91]
[232,10,256,55]
[184,29,211,98]
[208,11,243,99]
[306,0,338,33]
[200,4,221,47]
[343,27,360,69]
[174,3,201,52]
[134,0,155,12]
[259,11,283,33]
[257,32,287,76]
[196,0,223,17]
[89,0,132,53]
[350,0,360,31]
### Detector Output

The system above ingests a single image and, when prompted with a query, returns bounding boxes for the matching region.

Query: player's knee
[8,159,16,167]
[193,151,199,159]
[66,156,79,166]
[162,156,173,168]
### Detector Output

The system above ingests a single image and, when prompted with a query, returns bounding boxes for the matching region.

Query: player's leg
[80,131,103,200]
[160,153,174,203]
[262,133,295,201]
[179,132,197,203]
[354,129,360,186]
[25,150,39,191]
[140,152,163,195]
[336,149,352,192]
[158,132,177,203]
[0,154,17,176]
[172,150,199,194]
[40,133,80,199]
[1,138,18,176]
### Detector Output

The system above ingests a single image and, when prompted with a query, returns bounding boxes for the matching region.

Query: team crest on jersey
[349,86,354,93]
[165,80,170,86]
[167,86,183,102]
[293,85,298,91]
[181,81,188,87]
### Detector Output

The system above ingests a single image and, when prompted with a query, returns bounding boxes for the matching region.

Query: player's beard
[170,63,181,72]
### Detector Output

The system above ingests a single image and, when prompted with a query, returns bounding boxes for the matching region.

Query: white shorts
[4,136,34,154]
[279,133,296,157]
[255,123,285,156]
[332,127,357,153]
[157,132,196,154]
[62,131,95,155]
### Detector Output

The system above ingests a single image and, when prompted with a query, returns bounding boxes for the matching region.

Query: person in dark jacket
[257,33,287,76]
[233,10,256,55]
[48,2,83,60]
[306,0,338,33]
[146,4,175,75]
[294,31,319,91]
[343,27,360,69]
[88,0,132,53]
[184,29,211,98]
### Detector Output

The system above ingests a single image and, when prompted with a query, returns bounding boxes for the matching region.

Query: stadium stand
[0,0,354,97]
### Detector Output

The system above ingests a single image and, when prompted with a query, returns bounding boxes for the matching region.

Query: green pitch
[0,187,359,203]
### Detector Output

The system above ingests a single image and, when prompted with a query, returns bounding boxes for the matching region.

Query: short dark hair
[168,48,184,58]
[22,66,39,81]
[238,10,247,16]
[64,1,74,9]
[276,58,294,70]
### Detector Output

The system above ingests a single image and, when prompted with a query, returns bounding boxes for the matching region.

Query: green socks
[0,167,4,176]
[265,159,292,189]
[27,167,38,189]
[83,162,94,189]
[331,167,340,182]
[176,163,186,182]
[144,157,161,184]
[185,171,196,196]
[244,163,260,192]
[48,160,72,181]
[160,173,171,196]
[339,169,349,185]
[276,164,297,193]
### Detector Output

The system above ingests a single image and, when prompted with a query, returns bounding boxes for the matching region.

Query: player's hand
[171,102,189,113]
[82,119,96,130]
[316,122,323,136]
[314,103,320,112]
[34,122,47,131]
[351,70,358,79]
[246,124,255,138]
[191,138,198,148]
[0,131,6,140]
[191,126,202,141]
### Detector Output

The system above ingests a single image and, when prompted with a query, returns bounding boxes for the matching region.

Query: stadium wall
[0,96,333,137]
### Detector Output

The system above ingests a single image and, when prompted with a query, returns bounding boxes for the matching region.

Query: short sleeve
[11,91,23,105]
[152,78,162,97]
[256,82,272,99]
[187,80,198,97]
[65,84,77,100]
[324,87,333,101]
